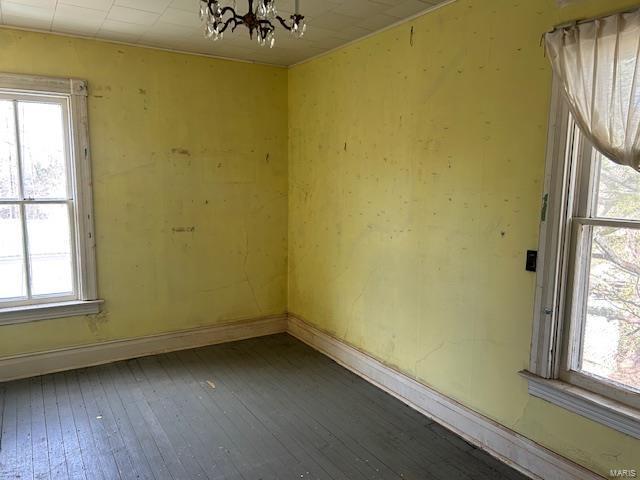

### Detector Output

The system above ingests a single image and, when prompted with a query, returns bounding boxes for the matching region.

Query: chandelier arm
[219,6,237,17]
[257,19,275,28]
[218,16,241,34]
[275,15,292,31]
[205,2,238,28]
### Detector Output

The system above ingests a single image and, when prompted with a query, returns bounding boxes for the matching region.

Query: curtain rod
[548,4,640,33]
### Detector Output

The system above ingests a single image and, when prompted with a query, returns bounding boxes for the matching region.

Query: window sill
[0,300,104,326]
[519,370,640,439]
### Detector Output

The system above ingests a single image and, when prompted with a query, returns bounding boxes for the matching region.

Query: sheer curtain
[545,9,640,172]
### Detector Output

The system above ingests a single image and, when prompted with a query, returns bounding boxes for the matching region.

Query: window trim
[0,72,99,324]
[521,370,640,439]
[529,76,573,379]
[0,300,103,325]
[523,75,640,438]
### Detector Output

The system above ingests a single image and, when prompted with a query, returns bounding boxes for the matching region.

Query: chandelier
[199,0,307,48]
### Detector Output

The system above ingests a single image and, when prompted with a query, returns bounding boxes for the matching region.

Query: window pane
[0,100,20,199]
[594,153,640,221]
[18,102,67,199]
[0,205,26,300]
[26,204,74,296]
[582,226,640,391]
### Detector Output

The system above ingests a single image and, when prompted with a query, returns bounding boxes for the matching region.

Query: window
[0,73,100,324]
[559,123,640,404]
[524,78,640,439]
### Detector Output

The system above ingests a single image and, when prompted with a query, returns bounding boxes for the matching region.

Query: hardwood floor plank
[255,335,429,428]
[169,349,318,480]
[76,368,136,479]
[221,342,418,480]
[260,337,499,479]
[236,338,473,480]
[64,370,115,480]
[123,358,212,479]
[0,378,18,479]
[177,347,356,480]
[29,377,51,480]
[159,349,316,480]
[148,353,246,480]
[97,363,172,480]
[15,379,34,480]
[41,376,70,480]
[88,365,157,480]
[206,342,404,480]
[270,337,507,479]
[155,352,273,479]
[110,361,191,480]
[278,338,514,480]
[52,373,89,480]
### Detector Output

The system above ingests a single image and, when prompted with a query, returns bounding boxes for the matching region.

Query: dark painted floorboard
[0,334,528,480]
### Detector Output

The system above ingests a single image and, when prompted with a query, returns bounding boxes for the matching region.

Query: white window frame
[0,72,102,325]
[522,76,640,439]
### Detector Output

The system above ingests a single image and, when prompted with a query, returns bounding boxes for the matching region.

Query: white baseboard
[0,314,287,382]
[287,315,602,480]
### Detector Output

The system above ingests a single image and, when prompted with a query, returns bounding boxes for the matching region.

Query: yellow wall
[288,0,640,475]
[0,28,288,356]
[2,1,639,474]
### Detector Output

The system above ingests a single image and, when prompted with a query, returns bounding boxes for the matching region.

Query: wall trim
[0,300,103,326]
[0,314,287,382]
[287,314,603,480]
[521,370,640,440]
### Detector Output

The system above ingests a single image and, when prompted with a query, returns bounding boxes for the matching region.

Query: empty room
[0,0,639,478]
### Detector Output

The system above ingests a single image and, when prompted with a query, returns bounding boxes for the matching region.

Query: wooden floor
[0,334,527,480]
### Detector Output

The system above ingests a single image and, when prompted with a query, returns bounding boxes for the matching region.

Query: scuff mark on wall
[85,309,110,334]
[172,226,196,233]
[171,147,192,156]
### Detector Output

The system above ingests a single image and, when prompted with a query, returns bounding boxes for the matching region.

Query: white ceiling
[0,0,450,66]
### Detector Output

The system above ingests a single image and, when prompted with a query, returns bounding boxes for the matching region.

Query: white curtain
[545,10,640,172]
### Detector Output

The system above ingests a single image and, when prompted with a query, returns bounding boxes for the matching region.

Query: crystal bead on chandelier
[199,0,307,48]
